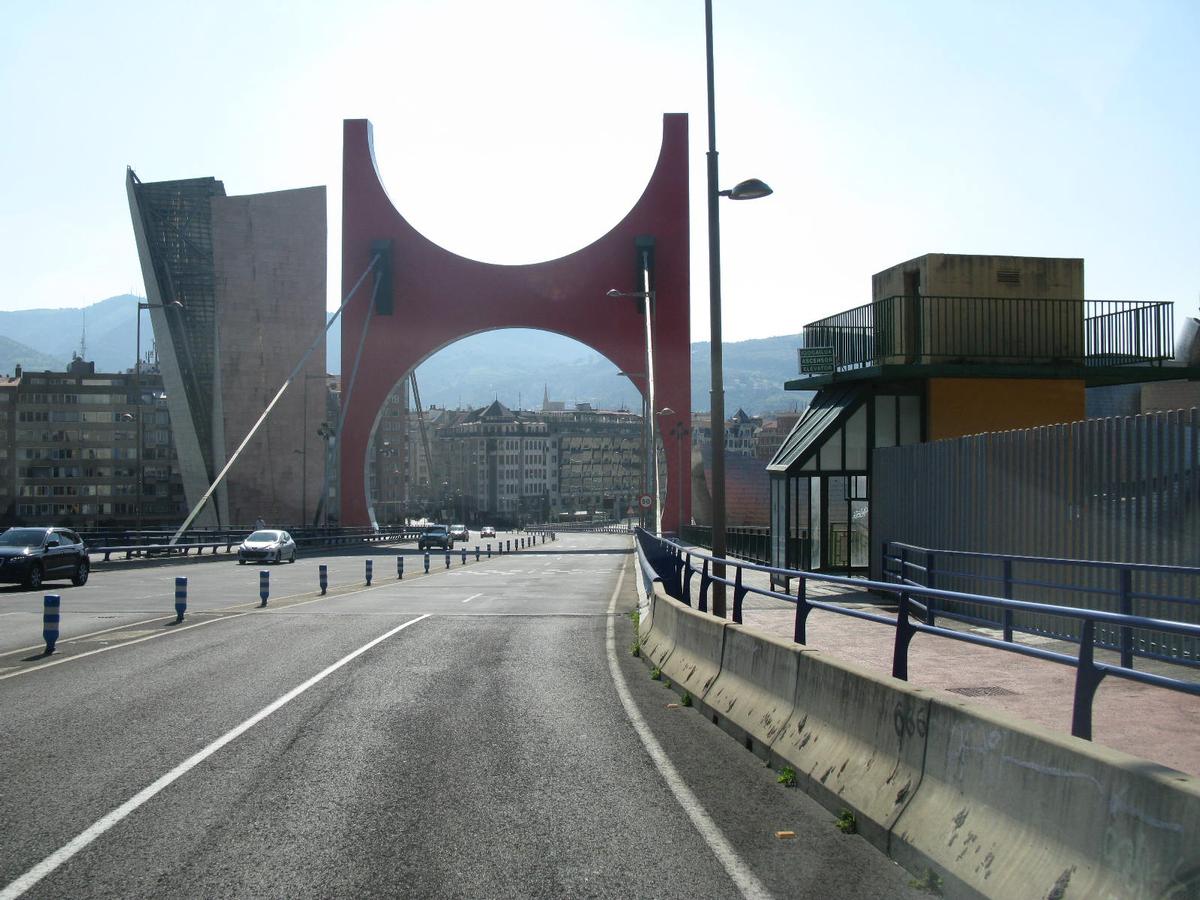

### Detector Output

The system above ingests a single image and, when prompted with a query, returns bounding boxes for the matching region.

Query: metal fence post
[1002,558,1014,642]
[1119,568,1134,669]
[43,594,60,655]
[794,577,811,645]
[319,564,328,595]
[1071,619,1107,740]
[259,570,269,608]
[174,576,187,623]
[698,558,710,614]
[892,592,916,681]
[732,566,747,624]
[682,552,694,606]
[924,551,937,626]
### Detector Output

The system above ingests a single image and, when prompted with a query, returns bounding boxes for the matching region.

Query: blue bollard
[475,545,480,561]
[444,551,450,569]
[319,564,328,595]
[259,570,269,607]
[397,556,404,580]
[43,594,60,655]
[174,576,187,623]
[460,547,467,565]
[507,539,511,553]
[487,543,492,558]
[424,552,430,574]
[366,559,373,586]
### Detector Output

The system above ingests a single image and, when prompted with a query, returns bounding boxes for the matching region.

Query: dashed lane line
[0,614,432,899]
[461,593,484,604]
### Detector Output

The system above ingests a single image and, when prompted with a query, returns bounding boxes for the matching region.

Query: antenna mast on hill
[78,311,86,360]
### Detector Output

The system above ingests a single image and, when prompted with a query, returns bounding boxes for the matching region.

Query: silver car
[238,529,297,564]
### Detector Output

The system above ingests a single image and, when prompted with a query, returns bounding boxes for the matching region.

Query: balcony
[799,296,1174,376]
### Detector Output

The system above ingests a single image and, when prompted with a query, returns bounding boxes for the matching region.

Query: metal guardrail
[801,295,1174,372]
[679,525,773,566]
[882,541,1200,668]
[636,529,1200,741]
[527,522,632,534]
[90,528,422,562]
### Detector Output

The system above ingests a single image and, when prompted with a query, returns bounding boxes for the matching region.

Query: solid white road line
[0,613,432,900]
[0,614,250,682]
[461,593,484,604]
[605,558,772,900]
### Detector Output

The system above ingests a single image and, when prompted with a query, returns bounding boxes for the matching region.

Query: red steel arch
[339,115,691,529]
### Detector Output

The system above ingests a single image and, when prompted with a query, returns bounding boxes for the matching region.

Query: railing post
[925,551,937,626]
[1071,619,1107,740]
[1119,568,1134,669]
[732,566,747,624]
[682,552,694,605]
[794,576,811,644]
[892,592,916,681]
[1002,558,1014,642]
[698,558,710,614]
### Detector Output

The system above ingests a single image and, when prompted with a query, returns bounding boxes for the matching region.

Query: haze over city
[2,0,1197,343]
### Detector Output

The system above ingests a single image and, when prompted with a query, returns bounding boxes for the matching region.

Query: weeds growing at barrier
[663,680,672,689]
[681,691,692,707]
[630,641,641,658]
[835,810,857,834]
[629,609,640,631]
[651,666,662,681]
[777,766,797,787]
[909,868,943,895]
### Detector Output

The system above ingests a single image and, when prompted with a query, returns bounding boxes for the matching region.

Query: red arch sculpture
[339,115,691,529]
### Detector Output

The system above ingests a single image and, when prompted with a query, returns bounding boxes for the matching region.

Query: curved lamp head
[719,178,773,200]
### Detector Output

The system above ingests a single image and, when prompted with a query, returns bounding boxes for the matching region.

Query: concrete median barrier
[704,622,805,761]
[774,649,930,851]
[639,583,676,671]
[656,595,726,700]
[891,693,1200,900]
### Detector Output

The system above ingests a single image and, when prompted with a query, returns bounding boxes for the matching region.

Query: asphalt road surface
[0,532,921,899]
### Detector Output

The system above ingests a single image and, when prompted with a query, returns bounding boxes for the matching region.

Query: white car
[238,529,297,564]
[449,524,469,541]
[480,525,496,538]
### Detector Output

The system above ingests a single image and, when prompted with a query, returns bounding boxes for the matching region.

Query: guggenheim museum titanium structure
[337,115,692,530]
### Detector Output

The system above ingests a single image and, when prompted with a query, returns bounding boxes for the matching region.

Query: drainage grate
[947,686,1017,698]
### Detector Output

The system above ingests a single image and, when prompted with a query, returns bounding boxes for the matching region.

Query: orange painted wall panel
[927,378,1085,441]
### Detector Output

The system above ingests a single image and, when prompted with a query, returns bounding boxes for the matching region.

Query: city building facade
[0,358,183,528]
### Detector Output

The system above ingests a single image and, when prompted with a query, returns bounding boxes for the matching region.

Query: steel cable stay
[169,253,383,543]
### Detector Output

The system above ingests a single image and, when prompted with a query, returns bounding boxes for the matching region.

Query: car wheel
[289,550,296,563]
[24,563,43,590]
[238,558,246,565]
[71,558,90,587]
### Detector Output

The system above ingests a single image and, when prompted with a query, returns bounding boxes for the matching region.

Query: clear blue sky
[1,0,1196,342]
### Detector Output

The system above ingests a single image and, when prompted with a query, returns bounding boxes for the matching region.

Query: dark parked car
[0,527,90,588]
[418,526,453,551]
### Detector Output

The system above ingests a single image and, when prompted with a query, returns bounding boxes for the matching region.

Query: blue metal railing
[881,541,1200,668]
[635,529,1200,742]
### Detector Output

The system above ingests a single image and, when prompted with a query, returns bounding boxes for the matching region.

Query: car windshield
[247,530,282,542]
[0,528,47,547]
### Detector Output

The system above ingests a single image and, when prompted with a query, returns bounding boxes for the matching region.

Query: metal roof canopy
[784,363,1200,392]
[767,383,867,473]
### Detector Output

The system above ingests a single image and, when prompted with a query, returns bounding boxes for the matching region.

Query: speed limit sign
[638,494,653,509]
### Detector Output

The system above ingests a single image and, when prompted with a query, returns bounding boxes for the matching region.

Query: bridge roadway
[0,532,920,899]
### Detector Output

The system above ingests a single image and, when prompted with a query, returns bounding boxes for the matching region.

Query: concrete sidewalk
[683,556,1200,777]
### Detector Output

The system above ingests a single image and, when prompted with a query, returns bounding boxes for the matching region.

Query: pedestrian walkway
[684,553,1200,777]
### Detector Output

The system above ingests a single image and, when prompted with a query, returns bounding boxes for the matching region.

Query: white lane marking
[0,614,177,659]
[0,613,432,900]
[605,560,772,900]
[0,614,250,682]
[461,593,484,604]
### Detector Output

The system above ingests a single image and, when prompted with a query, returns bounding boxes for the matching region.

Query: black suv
[417,526,453,551]
[0,527,90,589]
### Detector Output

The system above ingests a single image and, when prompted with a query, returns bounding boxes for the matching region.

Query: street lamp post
[607,290,661,533]
[705,0,773,615]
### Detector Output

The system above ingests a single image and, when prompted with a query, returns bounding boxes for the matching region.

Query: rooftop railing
[800,295,1174,373]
